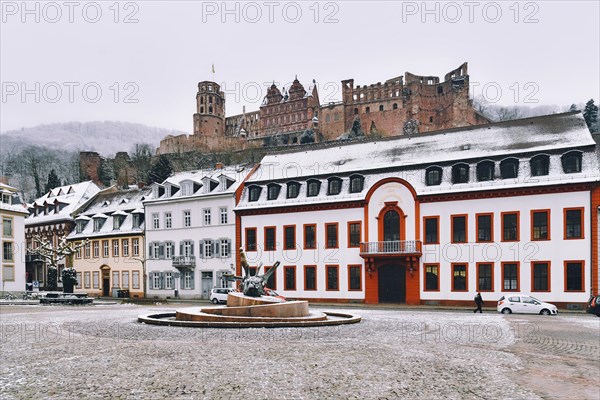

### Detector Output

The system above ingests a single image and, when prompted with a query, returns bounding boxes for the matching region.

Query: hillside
[0,121,185,156]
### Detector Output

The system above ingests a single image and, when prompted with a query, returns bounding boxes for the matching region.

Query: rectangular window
[84,271,91,289]
[264,266,276,290]
[203,209,211,226]
[2,242,13,262]
[326,265,339,291]
[132,271,140,289]
[424,217,439,244]
[153,273,160,290]
[84,242,91,259]
[325,223,338,249]
[348,222,361,248]
[265,227,276,251]
[122,271,129,289]
[112,271,120,288]
[2,218,13,237]
[451,264,468,291]
[477,263,493,292]
[220,239,230,258]
[424,264,439,291]
[151,242,160,259]
[122,239,129,257]
[220,207,228,224]
[502,212,519,241]
[451,215,468,243]
[152,213,159,229]
[502,262,519,291]
[304,266,317,290]
[284,226,296,250]
[184,210,192,227]
[532,261,550,292]
[93,271,99,289]
[165,272,173,289]
[76,272,82,289]
[564,208,583,239]
[112,240,119,257]
[132,238,139,256]
[284,266,296,290]
[165,242,173,259]
[183,271,192,289]
[76,243,82,259]
[304,224,316,249]
[203,240,213,258]
[165,212,172,229]
[93,241,99,258]
[531,210,550,240]
[476,213,493,243]
[348,265,362,291]
[103,240,109,258]
[245,228,257,251]
[564,261,584,291]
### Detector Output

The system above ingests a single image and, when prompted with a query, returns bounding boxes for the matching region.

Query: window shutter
[180,242,183,257]
[148,243,153,259]
[180,273,185,290]
[158,243,165,259]
[159,272,165,289]
[199,240,204,259]
[190,241,194,256]
[171,243,175,257]
[227,239,232,258]
[190,271,195,290]
[149,272,154,289]
[214,240,220,258]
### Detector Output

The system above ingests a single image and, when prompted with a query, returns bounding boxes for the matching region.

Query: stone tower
[193,81,225,139]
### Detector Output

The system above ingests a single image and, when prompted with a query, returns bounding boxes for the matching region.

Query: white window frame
[220,207,228,224]
[93,271,99,288]
[165,272,173,289]
[184,210,191,227]
[165,212,172,229]
[84,271,91,288]
[112,240,119,257]
[122,239,129,257]
[184,271,192,289]
[220,238,230,258]
[203,209,211,226]
[112,271,120,288]
[103,241,109,258]
[203,239,213,258]
[152,213,160,229]
[122,271,129,289]
[132,271,140,289]
[133,238,139,256]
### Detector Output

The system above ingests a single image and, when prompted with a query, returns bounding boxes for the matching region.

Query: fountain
[138,249,361,328]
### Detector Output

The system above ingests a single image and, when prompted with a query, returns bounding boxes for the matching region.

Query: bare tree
[130,143,153,184]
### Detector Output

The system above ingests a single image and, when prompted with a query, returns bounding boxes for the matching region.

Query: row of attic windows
[153,177,234,199]
[76,213,144,234]
[248,175,365,202]
[425,152,583,186]
[29,202,67,217]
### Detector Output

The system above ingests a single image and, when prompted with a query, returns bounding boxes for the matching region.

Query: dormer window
[132,213,142,229]
[561,151,582,173]
[181,183,191,196]
[327,178,342,195]
[476,161,495,181]
[530,155,550,176]
[426,167,443,186]
[500,158,519,179]
[113,215,124,230]
[286,182,300,199]
[451,164,469,184]
[267,184,281,200]
[93,217,105,232]
[76,220,88,234]
[307,180,321,197]
[349,175,364,193]
[248,186,262,202]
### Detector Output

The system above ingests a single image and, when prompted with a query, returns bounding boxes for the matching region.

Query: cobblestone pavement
[1,304,598,399]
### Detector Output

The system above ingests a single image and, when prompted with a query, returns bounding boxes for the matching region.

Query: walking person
[474,292,483,313]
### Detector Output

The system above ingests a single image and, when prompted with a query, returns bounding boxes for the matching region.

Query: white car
[209,288,235,304]
[497,295,558,315]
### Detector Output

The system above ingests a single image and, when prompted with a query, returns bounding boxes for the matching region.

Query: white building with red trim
[235,112,600,307]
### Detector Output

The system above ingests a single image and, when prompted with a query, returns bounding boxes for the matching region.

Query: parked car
[586,295,600,317]
[209,288,235,304]
[497,295,558,315]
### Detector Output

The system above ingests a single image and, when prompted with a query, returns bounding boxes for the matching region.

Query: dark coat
[474,293,483,305]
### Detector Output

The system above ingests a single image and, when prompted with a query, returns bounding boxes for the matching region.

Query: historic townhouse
[25,181,101,290]
[144,165,251,299]
[67,186,149,298]
[236,112,600,307]
[1,183,28,296]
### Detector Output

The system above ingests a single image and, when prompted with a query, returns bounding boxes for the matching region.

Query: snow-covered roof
[0,183,28,215]
[26,181,101,225]
[237,112,599,210]
[145,165,252,203]
[67,187,150,239]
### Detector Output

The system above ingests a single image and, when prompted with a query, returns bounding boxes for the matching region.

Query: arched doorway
[100,265,111,297]
[378,264,406,303]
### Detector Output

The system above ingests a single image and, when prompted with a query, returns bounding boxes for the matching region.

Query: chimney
[215,163,223,170]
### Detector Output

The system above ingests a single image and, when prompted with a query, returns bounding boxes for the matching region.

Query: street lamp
[132,257,148,299]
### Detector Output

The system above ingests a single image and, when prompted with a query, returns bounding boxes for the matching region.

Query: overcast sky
[1,0,599,133]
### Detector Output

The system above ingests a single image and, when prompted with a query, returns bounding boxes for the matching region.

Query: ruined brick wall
[79,152,102,186]
[225,109,261,138]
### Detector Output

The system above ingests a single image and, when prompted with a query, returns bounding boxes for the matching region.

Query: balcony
[172,256,196,269]
[25,254,44,263]
[359,241,422,257]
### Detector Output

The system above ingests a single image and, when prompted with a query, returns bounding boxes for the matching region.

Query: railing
[360,240,422,255]
[172,256,196,269]
[25,254,43,263]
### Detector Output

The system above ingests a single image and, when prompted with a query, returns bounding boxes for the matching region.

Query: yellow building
[67,186,149,298]
[1,183,28,296]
